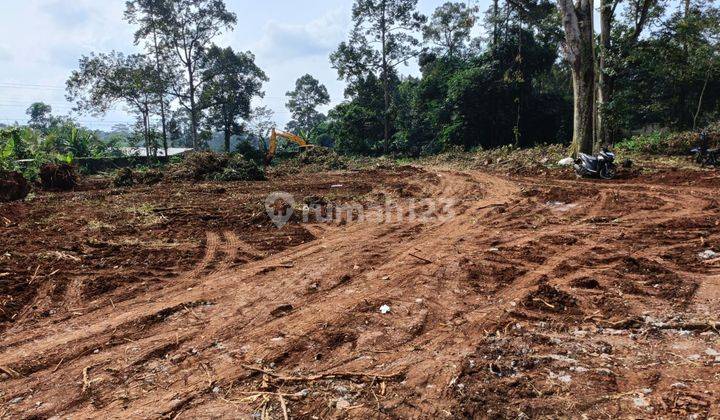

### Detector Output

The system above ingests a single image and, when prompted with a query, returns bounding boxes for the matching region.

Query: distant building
[120,147,193,157]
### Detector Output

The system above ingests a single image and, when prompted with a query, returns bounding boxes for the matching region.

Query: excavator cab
[264,128,315,165]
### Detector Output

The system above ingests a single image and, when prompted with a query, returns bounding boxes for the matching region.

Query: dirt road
[1,166,719,418]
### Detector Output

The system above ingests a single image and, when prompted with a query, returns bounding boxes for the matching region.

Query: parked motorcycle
[691,130,719,167]
[574,147,617,179]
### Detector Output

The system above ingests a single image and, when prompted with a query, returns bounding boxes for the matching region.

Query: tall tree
[423,2,478,58]
[597,0,658,148]
[144,0,236,149]
[200,46,267,153]
[556,0,595,155]
[331,0,426,153]
[66,52,162,156]
[125,0,176,157]
[285,74,331,135]
[26,102,53,132]
[248,106,276,153]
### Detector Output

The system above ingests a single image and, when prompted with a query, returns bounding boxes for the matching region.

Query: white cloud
[254,8,349,60]
[44,1,92,27]
[0,47,12,62]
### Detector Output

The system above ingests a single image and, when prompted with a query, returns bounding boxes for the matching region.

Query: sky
[0,0,489,131]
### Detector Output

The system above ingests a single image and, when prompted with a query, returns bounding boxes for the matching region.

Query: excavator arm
[265,128,313,165]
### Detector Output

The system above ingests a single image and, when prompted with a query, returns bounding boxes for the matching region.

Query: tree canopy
[285,74,331,135]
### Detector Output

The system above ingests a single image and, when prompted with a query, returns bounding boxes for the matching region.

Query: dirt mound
[39,163,77,191]
[570,277,601,289]
[541,186,596,203]
[113,168,165,188]
[272,147,350,174]
[523,283,579,313]
[112,168,135,187]
[297,147,348,170]
[0,171,31,202]
[170,152,265,181]
[213,155,266,181]
[639,168,720,187]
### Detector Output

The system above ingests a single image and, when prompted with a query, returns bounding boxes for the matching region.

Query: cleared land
[1,163,719,418]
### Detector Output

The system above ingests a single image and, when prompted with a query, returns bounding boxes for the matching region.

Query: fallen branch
[0,365,20,378]
[52,357,64,373]
[278,393,289,420]
[408,253,433,264]
[597,318,719,333]
[82,366,91,392]
[532,298,556,309]
[658,321,719,332]
[241,364,404,382]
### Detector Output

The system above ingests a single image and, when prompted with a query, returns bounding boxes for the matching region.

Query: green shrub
[617,125,719,156]
[213,156,266,181]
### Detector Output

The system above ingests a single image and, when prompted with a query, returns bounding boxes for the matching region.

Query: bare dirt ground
[1,163,719,419]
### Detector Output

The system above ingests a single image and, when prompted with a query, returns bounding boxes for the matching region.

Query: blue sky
[0,1,489,130]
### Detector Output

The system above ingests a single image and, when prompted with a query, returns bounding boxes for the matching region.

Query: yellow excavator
[264,128,315,165]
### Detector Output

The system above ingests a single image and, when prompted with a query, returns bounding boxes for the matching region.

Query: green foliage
[607,3,720,133]
[616,125,719,156]
[201,45,268,152]
[0,122,120,182]
[112,167,165,187]
[213,155,266,181]
[125,0,238,147]
[113,168,136,187]
[235,140,265,164]
[285,74,331,134]
[423,2,478,58]
[26,102,53,133]
[271,147,350,174]
[170,151,265,181]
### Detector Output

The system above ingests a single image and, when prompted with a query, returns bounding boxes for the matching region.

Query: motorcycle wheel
[599,165,616,180]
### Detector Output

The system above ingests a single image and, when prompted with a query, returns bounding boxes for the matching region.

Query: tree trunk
[381,0,390,155]
[224,116,232,153]
[557,0,595,156]
[493,0,499,48]
[693,66,712,130]
[596,0,613,151]
[143,111,150,158]
[187,64,199,150]
[152,28,169,157]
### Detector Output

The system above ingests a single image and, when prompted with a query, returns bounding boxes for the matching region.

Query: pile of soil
[0,171,30,202]
[39,163,77,191]
[112,168,135,187]
[112,168,164,188]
